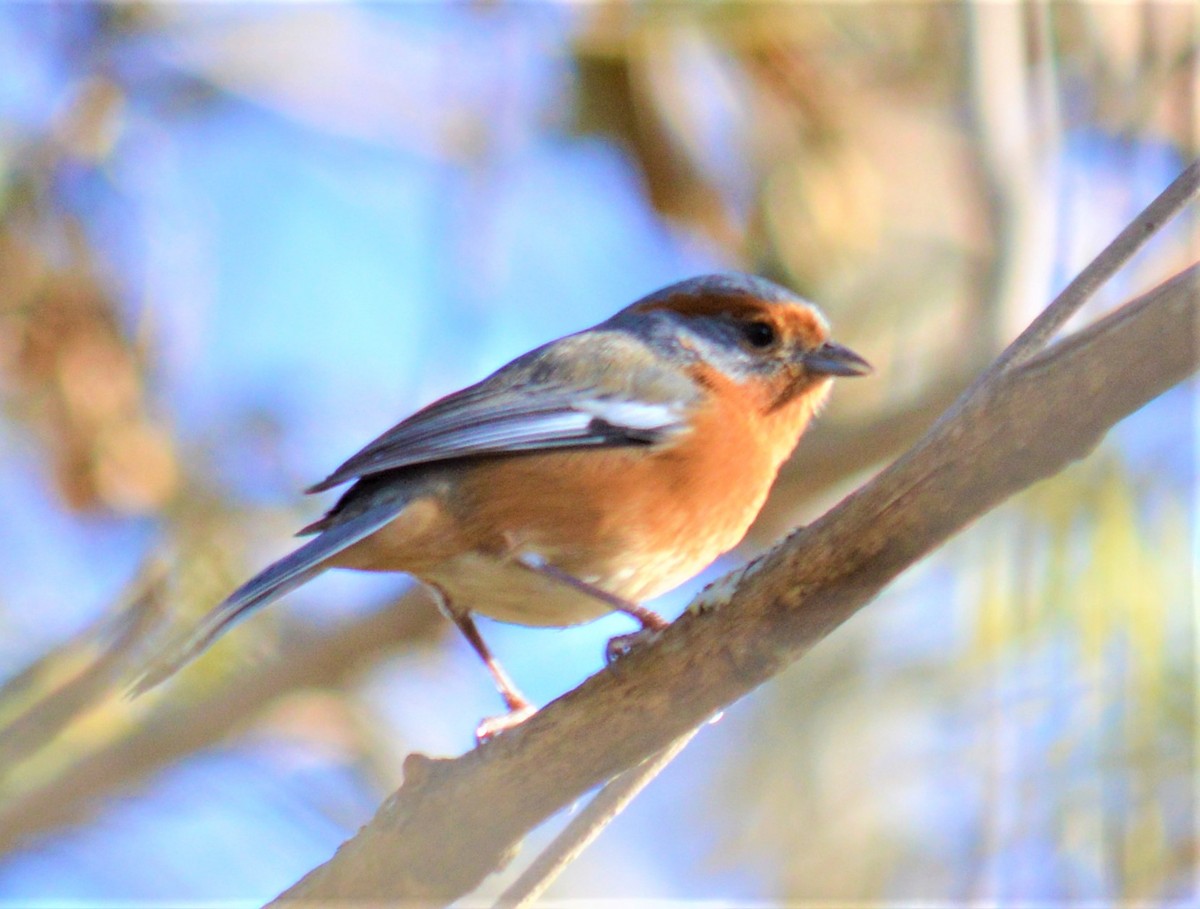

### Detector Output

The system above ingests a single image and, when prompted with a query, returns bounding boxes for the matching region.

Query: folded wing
[307,332,697,493]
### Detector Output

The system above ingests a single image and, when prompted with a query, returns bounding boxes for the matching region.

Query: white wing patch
[578,398,684,432]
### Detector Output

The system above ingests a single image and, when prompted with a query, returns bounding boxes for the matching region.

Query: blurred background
[0,2,1195,904]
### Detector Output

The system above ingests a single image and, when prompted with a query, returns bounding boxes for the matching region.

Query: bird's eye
[743,320,776,348]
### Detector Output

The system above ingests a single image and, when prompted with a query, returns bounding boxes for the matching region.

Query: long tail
[128,503,406,697]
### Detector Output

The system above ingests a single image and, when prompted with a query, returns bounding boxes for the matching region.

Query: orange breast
[441,366,822,606]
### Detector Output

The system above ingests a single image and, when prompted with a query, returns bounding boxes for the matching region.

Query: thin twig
[0,561,168,776]
[493,728,699,909]
[979,156,1199,379]
[0,589,445,855]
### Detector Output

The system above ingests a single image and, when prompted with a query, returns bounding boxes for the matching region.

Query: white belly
[416,543,713,627]
[418,552,612,626]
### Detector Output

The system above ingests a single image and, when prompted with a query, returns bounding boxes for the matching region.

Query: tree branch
[0,590,444,855]
[0,564,167,775]
[271,261,1198,904]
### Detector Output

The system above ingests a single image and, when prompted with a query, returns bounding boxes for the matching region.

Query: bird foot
[475,702,538,743]
[605,627,662,664]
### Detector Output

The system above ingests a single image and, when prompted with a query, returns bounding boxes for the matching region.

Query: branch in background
[965,0,1062,359]
[0,563,167,775]
[0,590,444,855]
[270,259,1199,904]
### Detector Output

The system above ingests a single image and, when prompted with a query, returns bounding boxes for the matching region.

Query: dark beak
[803,341,872,377]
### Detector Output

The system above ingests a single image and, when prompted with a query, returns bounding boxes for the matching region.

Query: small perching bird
[132,273,870,738]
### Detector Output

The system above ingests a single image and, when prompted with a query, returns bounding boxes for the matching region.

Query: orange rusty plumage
[132,273,871,738]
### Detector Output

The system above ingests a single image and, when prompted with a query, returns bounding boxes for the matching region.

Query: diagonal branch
[975,156,1199,378]
[271,259,1198,904]
[0,565,167,776]
[0,590,444,855]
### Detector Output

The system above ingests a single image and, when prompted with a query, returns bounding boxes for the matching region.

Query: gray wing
[307,332,697,493]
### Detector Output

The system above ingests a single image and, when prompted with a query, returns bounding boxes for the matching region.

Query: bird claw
[605,627,661,665]
[475,702,538,743]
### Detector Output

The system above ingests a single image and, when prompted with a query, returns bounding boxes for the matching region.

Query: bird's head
[620,273,871,414]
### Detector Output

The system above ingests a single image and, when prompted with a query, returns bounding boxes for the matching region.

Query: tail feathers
[128,503,406,697]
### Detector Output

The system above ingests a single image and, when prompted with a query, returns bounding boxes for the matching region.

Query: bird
[131,273,870,739]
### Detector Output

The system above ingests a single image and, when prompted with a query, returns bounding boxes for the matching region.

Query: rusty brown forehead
[632,291,829,347]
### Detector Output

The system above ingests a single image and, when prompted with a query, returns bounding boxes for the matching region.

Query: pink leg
[438,599,536,741]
